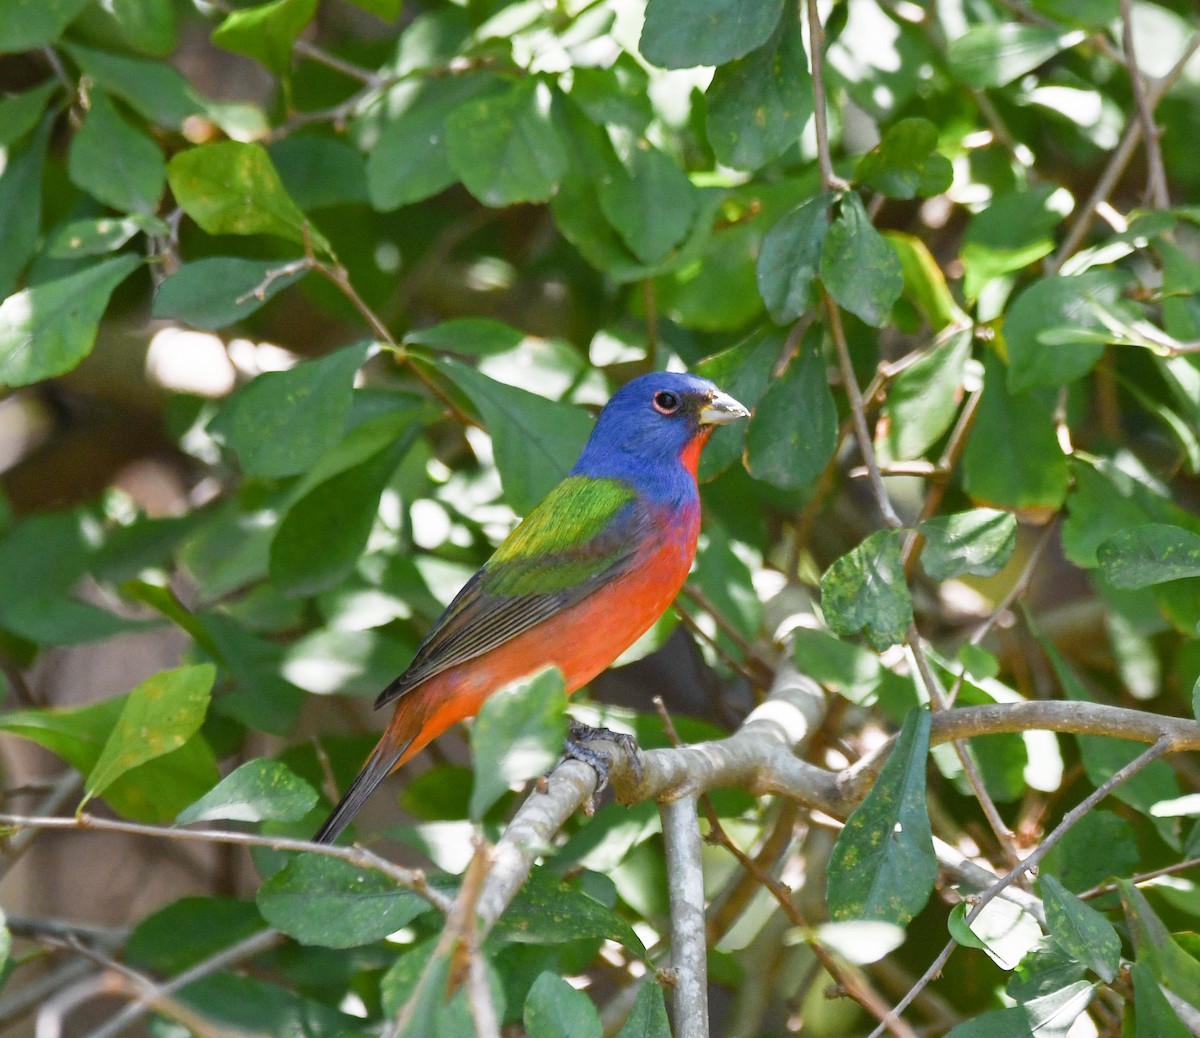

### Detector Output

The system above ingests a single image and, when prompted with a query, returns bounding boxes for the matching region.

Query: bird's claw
[562,720,643,792]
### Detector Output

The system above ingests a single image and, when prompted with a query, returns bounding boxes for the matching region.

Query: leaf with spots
[82,665,215,806]
[176,759,318,824]
[1097,523,1200,589]
[256,852,431,948]
[820,529,913,651]
[827,708,936,925]
[492,866,647,957]
[613,979,671,1038]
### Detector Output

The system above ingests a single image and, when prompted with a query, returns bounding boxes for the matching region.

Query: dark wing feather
[375,480,644,709]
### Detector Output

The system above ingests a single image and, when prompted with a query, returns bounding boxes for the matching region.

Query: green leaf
[961,355,1068,513]
[0,80,57,148]
[270,424,421,597]
[268,135,368,210]
[405,318,525,357]
[944,1008,1034,1038]
[210,342,368,477]
[90,0,177,56]
[827,708,936,924]
[1044,812,1138,893]
[382,939,506,1035]
[153,256,309,330]
[886,233,969,332]
[947,24,1086,88]
[257,853,430,948]
[0,596,154,645]
[445,79,568,207]
[877,328,970,462]
[639,0,785,69]
[0,114,52,296]
[695,328,784,480]
[756,195,831,324]
[365,74,502,210]
[744,326,837,489]
[67,89,165,214]
[919,509,1017,580]
[524,972,601,1038]
[0,254,142,387]
[212,0,318,76]
[176,759,317,824]
[0,0,90,52]
[494,867,647,957]
[470,668,566,821]
[598,145,698,265]
[947,902,992,951]
[62,42,202,129]
[820,192,903,327]
[1132,961,1193,1038]
[1119,881,1200,1002]
[436,358,593,514]
[48,213,168,259]
[706,13,811,171]
[854,118,952,200]
[167,142,330,252]
[960,185,1069,300]
[0,695,218,822]
[820,529,913,651]
[1004,271,1127,392]
[127,897,266,975]
[1039,874,1120,982]
[614,979,671,1038]
[1097,524,1200,589]
[83,664,215,803]
[0,908,11,978]
[1008,937,1088,1002]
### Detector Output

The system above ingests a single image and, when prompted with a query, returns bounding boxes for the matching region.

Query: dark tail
[312,734,413,845]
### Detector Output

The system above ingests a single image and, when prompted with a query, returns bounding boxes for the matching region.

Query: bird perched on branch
[313,371,748,844]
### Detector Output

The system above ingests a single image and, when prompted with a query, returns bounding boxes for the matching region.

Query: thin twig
[1052,32,1200,268]
[1079,855,1200,901]
[1120,0,1169,208]
[804,0,849,192]
[0,812,451,911]
[80,929,282,1038]
[824,296,903,528]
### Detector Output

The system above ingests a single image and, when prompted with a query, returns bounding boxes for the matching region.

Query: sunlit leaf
[0,253,141,387]
[0,0,91,52]
[176,759,317,824]
[640,0,785,69]
[167,142,331,253]
[947,24,1085,88]
[919,509,1017,580]
[212,0,318,76]
[84,664,215,802]
[1039,874,1120,982]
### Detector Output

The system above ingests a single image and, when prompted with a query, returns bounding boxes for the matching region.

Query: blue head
[571,372,748,500]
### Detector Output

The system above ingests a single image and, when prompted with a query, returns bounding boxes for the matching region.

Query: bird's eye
[653,390,681,414]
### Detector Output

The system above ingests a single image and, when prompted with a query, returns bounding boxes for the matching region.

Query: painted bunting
[313,372,748,843]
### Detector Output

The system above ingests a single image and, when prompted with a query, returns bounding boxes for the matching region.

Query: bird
[313,371,749,844]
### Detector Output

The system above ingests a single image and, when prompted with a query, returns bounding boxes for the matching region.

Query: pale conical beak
[698,389,750,425]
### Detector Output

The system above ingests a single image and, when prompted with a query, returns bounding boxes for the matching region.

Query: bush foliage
[1,0,1200,1035]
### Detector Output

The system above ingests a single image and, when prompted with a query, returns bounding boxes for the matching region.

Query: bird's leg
[562,719,644,791]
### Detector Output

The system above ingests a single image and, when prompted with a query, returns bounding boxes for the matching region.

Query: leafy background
[1,0,1200,1035]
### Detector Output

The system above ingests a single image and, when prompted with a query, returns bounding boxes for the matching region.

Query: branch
[1120,0,1169,208]
[0,813,451,911]
[661,796,710,1038]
